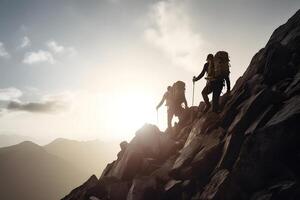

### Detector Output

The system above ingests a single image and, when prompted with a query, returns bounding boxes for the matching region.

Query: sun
[104,91,157,141]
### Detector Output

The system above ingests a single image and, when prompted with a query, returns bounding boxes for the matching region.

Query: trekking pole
[192,81,195,106]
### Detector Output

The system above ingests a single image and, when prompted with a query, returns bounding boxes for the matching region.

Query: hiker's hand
[192,76,196,82]
[156,106,159,110]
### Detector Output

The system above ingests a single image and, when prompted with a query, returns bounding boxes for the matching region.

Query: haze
[0,0,299,143]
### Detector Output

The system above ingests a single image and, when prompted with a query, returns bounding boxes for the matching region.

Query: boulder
[106,124,177,180]
[126,177,159,200]
[199,169,231,200]
[250,181,300,200]
[61,175,98,200]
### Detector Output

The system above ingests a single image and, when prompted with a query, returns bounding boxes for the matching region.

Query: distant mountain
[44,138,119,175]
[0,141,89,200]
[44,138,119,176]
[0,134,33,147]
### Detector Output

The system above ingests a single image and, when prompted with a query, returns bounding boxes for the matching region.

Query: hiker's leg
[212,81,223,112]
[202,82,213,111]
[202,83,212,107]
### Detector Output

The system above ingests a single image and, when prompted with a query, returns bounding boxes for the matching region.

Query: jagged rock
[170,137,202,178]
[171,127,224,180]
[117,141,129,159]
[264,42,291,85]
[104,124,178,180]
[61,175,98,200]
[250,181,300,200]
[151,155,177,183]
[199,169,231,200]
[84,177,130,200]
[266,95,300,127]
[164,179,182,199]
[127,177,159,200]
[190,135,223,178]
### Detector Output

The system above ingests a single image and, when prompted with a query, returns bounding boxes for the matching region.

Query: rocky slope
[63,10,300,200]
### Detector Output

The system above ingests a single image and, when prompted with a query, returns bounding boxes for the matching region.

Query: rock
[250,181,300,200]
[199,169,230,200]
[190,136,224,179]
[117,141,129,159]
[61,175,98,200]
[163,179,183,200]
[105,124,177,180]
[263,42,291,85]
[126,177,159,200]
[175,124,193,141]
[170,136,202,180]
[266,95,300,127]
[86,177,130,200]
[171,127,224,180]
[151,155,177,183]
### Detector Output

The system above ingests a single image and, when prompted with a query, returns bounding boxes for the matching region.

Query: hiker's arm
[193,63,207,82]
[225,75,231,92]
[156,94,166,109]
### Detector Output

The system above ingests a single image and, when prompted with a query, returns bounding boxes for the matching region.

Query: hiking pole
[192,81,195,106]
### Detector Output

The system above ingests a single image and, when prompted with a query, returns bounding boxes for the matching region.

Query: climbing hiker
[212,51,231,112]
[156,81,188,128]
[193,52,231,112]
[193,54,215,111]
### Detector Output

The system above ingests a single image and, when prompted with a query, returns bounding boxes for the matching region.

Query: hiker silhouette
[193,52,231,113]
[156,82,188,128]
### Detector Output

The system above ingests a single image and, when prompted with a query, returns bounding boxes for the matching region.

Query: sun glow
[102,91,157,141]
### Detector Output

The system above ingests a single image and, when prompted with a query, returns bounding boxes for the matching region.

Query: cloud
[46,40,77,57]
[0,87,71,114]
[47,40,64,53]
[23,50,55,64]
[144,0,205,72]
[42,91,75,103]
[19,36,31,48]
[0,42,10,58]
[0,88,22,101]
[7,100,69,113]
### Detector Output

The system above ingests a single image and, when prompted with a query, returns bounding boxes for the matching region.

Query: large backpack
[171,81,186,106]
[214,51,230,79]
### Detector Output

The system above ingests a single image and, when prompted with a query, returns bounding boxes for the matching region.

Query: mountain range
[0,138,119,200]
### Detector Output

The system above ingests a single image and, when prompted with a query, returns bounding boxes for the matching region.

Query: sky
[0,0,299,143]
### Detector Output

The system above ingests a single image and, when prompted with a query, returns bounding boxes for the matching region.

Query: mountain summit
[63,10,300,200]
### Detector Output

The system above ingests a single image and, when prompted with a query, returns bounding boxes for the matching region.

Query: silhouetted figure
[193,54,215,111]
[156,82,188,128]
[193,52,230,112]
[212,51,231,112]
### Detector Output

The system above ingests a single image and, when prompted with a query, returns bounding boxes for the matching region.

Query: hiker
[193,52,230,112]
[212,51,231,112]
[156,81,188,128]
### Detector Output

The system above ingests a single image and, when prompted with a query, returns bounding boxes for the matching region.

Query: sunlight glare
[103,91,157,141]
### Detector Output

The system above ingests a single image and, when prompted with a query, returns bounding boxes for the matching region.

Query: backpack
[206,61,215,80]
[171,81,186,106]
[214,51,230,79]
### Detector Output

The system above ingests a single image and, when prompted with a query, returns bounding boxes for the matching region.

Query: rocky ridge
[62,10,300,200]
